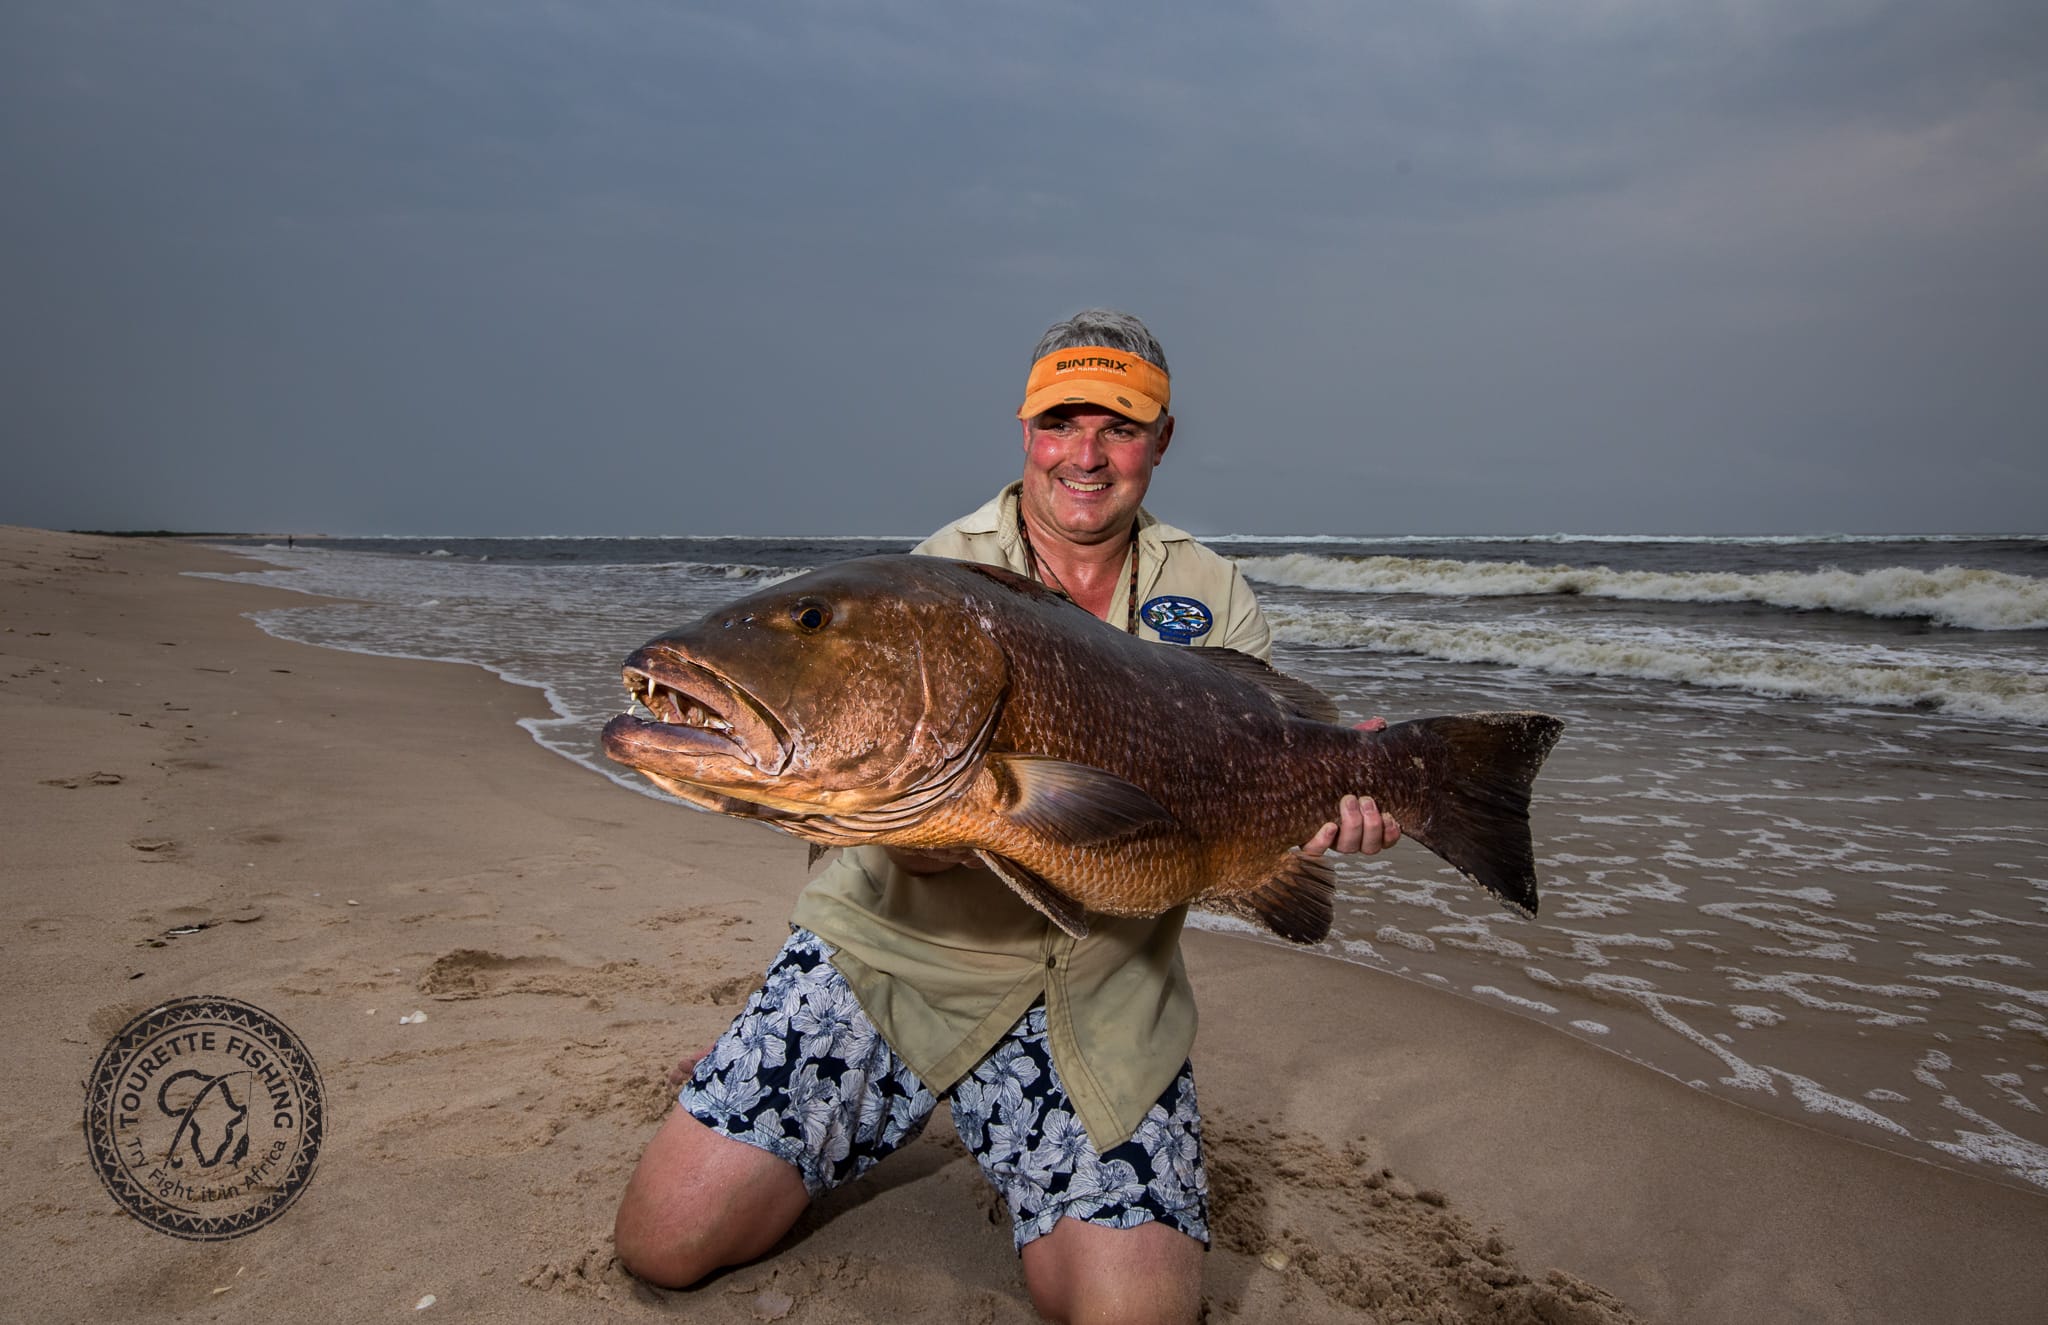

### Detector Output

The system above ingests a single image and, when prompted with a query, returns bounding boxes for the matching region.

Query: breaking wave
[1235,555,2048,632]
[1267,607,2048,725]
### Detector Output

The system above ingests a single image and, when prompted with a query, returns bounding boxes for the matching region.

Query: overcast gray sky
[4,1,2043,537]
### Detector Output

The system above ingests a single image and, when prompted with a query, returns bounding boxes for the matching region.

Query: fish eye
[791,600,831,632]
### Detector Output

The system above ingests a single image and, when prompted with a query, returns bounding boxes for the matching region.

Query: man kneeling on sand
[612,308,1400,1323]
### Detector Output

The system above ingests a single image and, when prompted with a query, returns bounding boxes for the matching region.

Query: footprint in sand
[633,905,752,933]
[417,948,754,1010]
[42,770,125,788]
[417,949,653,1002]
[231,829,286,847]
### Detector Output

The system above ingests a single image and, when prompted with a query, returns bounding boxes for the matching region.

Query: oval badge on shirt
[1140,595,1214,644]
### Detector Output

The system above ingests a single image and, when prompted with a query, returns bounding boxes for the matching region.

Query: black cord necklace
[1018,518,1140,635]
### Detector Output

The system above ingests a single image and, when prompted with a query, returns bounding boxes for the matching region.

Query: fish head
[602,557,1011,818]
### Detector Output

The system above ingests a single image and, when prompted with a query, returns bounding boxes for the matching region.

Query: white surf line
[1716,969,1938,1028]
[1237,554,2048,631]
[1266,606,2048,724]
[1916,1051,2048,1189]
[1578,972,1774,1091]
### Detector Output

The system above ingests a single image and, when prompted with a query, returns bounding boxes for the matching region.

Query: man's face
[1018,403,1174,548]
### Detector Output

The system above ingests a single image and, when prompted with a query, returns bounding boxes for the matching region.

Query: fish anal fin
[1183,648,1342,723]
[975,850,1090,938]
[1225,852,1335,945]
[987,754,1179,846]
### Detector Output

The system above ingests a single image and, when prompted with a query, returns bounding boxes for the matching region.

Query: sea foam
[1265,606,2048,725]
[1236,554,2048,631]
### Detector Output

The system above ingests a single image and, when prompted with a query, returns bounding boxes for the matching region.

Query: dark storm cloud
[2,1,2043,535]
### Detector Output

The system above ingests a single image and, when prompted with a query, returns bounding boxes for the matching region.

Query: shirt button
[1045,955,1057,970]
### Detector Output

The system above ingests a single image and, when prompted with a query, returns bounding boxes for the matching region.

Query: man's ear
[1153,414,1175,463]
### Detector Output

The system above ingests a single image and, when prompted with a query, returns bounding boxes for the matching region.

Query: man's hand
[1301,718,1402,858]
[1301,794,1401,857]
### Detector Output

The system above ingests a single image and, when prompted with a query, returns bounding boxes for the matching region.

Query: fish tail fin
[1368,712,1564,917]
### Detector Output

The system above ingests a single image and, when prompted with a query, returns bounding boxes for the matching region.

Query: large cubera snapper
[602,555,1563,945]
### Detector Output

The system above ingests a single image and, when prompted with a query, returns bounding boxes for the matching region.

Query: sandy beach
[6,524,2046,1324]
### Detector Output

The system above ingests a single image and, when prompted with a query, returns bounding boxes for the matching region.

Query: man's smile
[1058,478,1111,493]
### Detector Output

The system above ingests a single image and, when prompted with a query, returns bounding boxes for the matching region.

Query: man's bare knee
[613,1107,809,1288]
[1020,1216,1204,1324]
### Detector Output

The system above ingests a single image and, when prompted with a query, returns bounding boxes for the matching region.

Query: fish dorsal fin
[954,559,1084,610]
[985,754,1179,845]
[1181,648,1343,723]
[1212,852,1336,944]
[975,850,1090,938]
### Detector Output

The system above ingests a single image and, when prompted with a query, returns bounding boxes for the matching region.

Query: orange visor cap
[1017,347,1171,425]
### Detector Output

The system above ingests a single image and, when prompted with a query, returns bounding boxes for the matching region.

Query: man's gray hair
[1030,308,1169,377]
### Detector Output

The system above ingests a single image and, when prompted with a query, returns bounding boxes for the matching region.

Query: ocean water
[196,532,2048,1193]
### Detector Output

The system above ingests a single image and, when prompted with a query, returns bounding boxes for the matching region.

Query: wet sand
[5,524,2045,1322]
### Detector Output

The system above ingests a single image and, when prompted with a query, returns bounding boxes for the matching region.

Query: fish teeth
[624,675,733,733]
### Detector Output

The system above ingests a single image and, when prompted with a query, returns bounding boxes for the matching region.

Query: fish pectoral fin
[806,842,834,869]
[1219,852,1336,945]
[975,850,1090,939]
[987,755,1179,846]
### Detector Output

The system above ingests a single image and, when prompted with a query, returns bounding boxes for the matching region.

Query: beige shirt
[791,482,1272,1150]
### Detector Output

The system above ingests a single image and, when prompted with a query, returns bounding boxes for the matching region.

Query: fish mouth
[602,646,791,780]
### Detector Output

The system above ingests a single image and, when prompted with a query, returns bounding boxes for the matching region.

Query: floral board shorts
[679,928,1209,1251]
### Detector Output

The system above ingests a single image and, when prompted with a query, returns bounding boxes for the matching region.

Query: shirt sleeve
[1212,561,1274,662]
